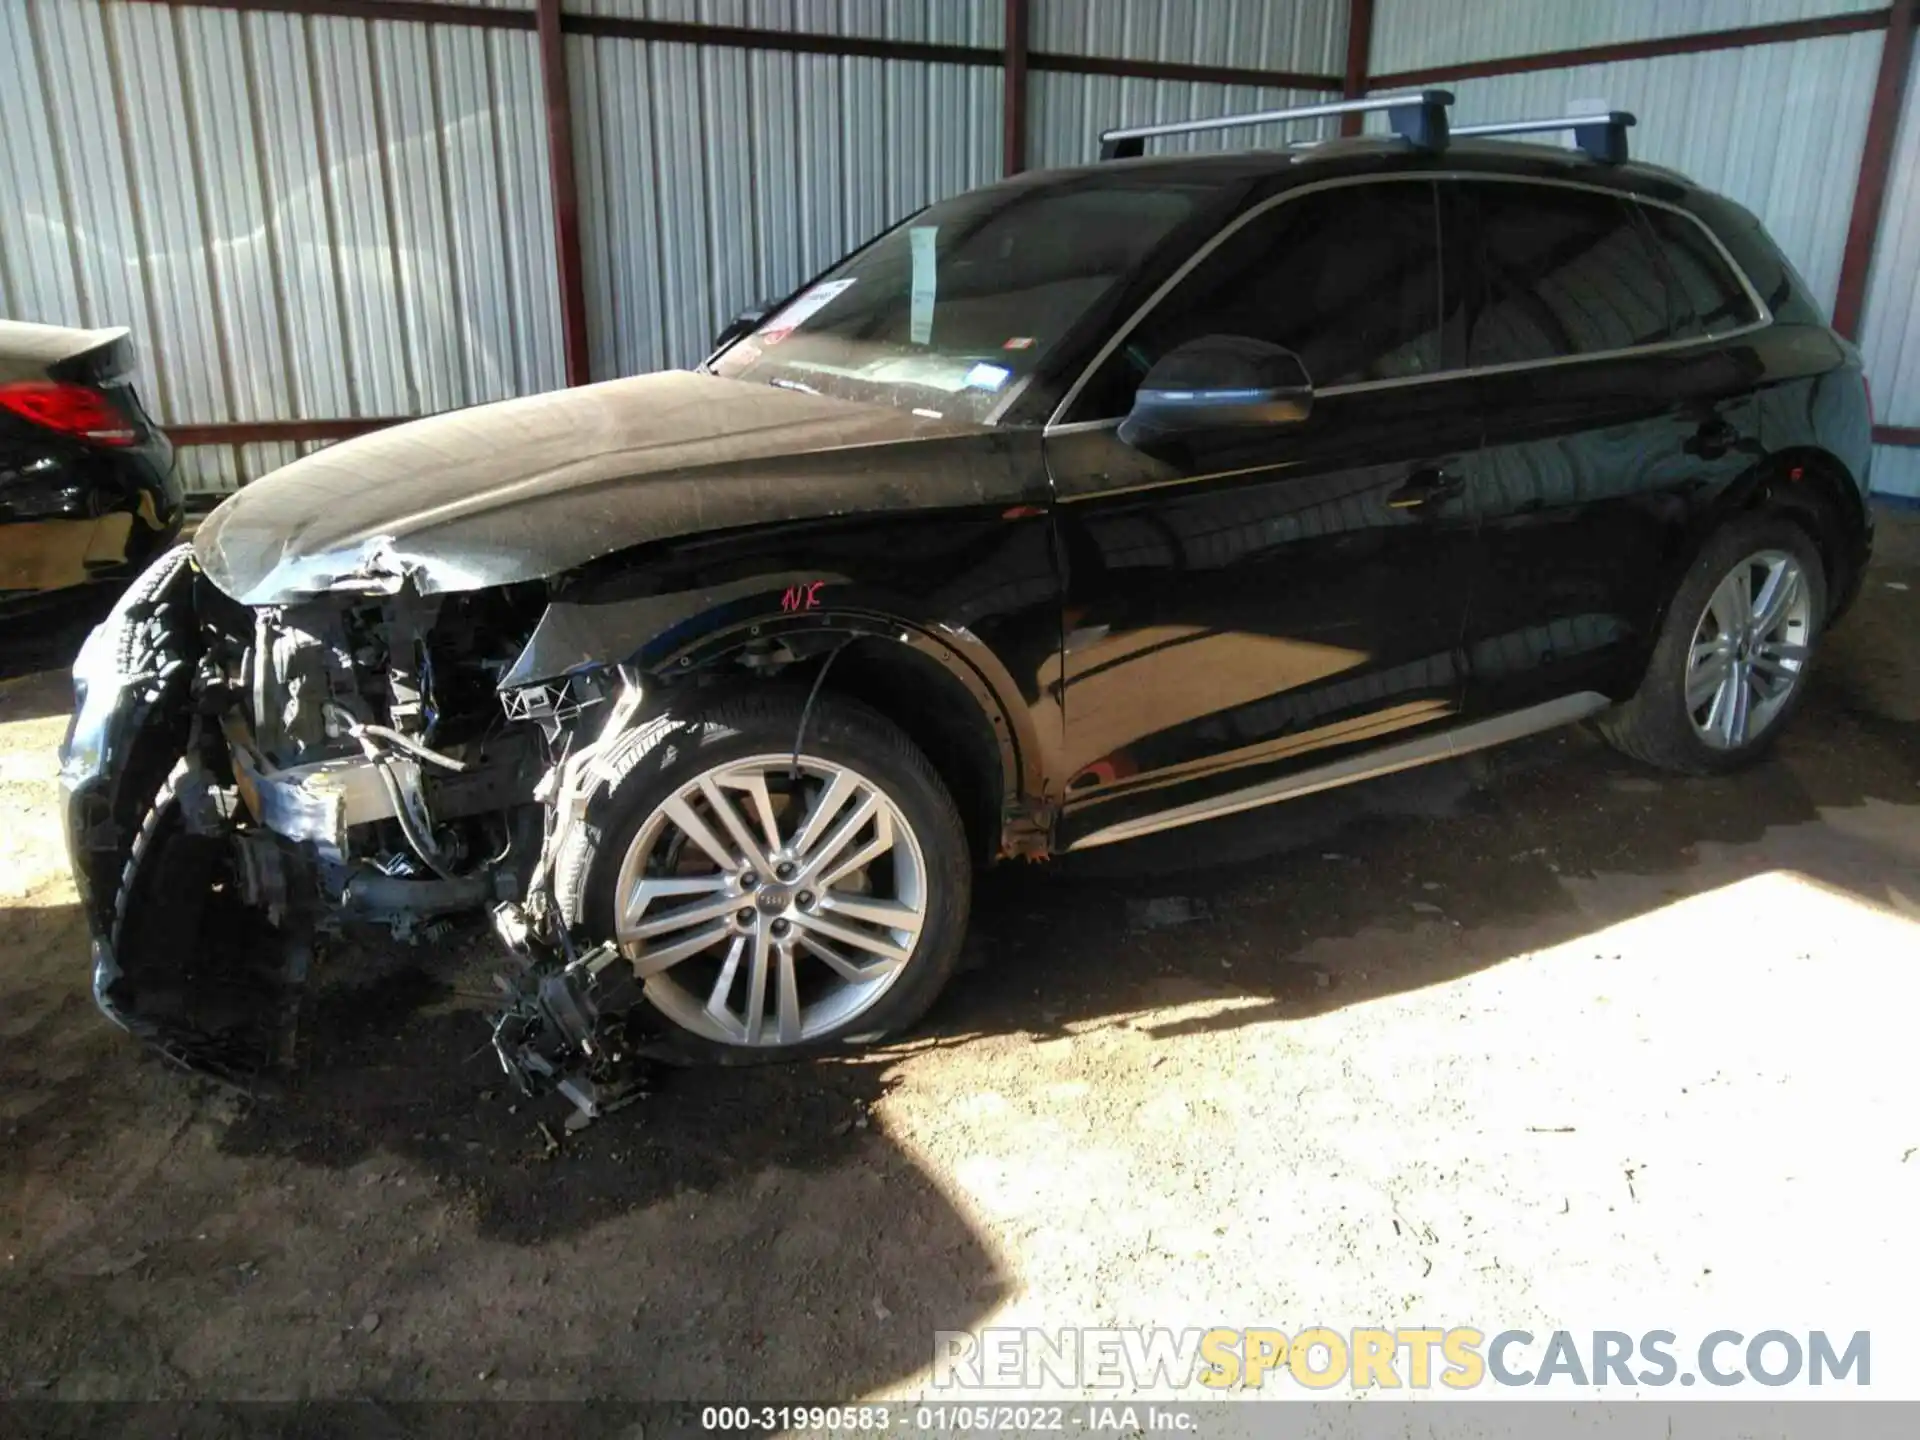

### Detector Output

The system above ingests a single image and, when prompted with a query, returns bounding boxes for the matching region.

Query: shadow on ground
[945,513,1920,1047]
[953,681,1919,1047]
[0,516,1913,1398]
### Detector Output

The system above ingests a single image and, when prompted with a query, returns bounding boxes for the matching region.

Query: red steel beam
[1875,425,1920,447]
[1834,0,1917,339]
[1340,0,1374,137]
[1371,9,1890,87]
[1032,51,1341,89]
[1004,0,1030,176]
[565,12,1000,65]
[161,0,533,29]
[168,417,406,447]
[536,0,592,387]
[139,0,1891,97]
[142,0,1348,87]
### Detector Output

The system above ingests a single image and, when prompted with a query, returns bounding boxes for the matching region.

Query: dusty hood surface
[194,370,1022,603]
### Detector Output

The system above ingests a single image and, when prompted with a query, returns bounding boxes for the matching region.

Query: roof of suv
[1007,134,1700,207]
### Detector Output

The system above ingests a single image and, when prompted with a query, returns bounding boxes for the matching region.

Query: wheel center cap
[754,885,792,915]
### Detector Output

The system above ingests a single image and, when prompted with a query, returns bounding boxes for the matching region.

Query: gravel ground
[0,514,1915,1402]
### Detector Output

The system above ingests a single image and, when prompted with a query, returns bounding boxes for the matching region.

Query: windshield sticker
[1002,336,1036,351]
[757,278,856,345]
[909,225,939,345]
[963,361,1012,391]
[789,354,976,393]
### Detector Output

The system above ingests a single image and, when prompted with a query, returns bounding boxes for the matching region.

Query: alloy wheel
[1685,548,1813,750]
[611,753,927,1046]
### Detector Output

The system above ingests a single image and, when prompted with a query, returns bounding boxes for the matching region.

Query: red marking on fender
[1002,504,1045,519]
[781,581,827,612]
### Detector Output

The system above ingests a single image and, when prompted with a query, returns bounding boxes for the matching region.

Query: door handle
[1386,468,1464,510]
[1689,419,1739,460]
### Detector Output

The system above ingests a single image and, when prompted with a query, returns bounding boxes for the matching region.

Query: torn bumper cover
[58,546,303,1084]
[490,937,654,1119]
[60,545,193,991]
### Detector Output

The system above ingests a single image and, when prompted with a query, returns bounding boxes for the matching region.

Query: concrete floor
[0,513,1915,1401]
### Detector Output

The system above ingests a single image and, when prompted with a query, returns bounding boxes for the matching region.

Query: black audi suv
[59,95,1873,1099]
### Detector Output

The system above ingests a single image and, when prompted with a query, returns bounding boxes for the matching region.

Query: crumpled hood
[193,370,1018,603]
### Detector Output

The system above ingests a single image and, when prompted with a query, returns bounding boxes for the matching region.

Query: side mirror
[1119,335,1313,446]
[709,302,773,356]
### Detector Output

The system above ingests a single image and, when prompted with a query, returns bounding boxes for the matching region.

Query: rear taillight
[0,381,138,446]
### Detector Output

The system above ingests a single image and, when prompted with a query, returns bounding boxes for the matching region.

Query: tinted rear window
[1466,183,1670,367]
[1637,203,1762,337]
[1681,192,1823,326]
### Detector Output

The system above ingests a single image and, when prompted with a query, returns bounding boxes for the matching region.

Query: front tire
[1599,515,1826,775]
[555,690,972,1061]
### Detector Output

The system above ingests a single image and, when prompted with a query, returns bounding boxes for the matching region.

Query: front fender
[500,577,1053,829]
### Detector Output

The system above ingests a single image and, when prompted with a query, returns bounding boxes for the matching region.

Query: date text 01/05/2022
[697,1403,1198,1433]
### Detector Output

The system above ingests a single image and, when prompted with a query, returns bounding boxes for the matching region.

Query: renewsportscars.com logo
[932,1327,1872,1392]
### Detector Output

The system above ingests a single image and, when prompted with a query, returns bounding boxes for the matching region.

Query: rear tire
[1599,515,1825,775]
[555,690,972,1063]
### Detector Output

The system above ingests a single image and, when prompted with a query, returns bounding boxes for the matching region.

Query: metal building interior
[1,0,1918,1413]
[4,0,1917,496]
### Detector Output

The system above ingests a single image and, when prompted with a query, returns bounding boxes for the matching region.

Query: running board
[1065,692,1612,851]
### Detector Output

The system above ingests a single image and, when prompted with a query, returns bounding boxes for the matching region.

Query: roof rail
[1097,89,1453,161]
[1451,111,1637,163]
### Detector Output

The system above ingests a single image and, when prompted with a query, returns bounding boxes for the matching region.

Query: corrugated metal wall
[1028,0,1347,170]
[0,0,1350,499]
[1029,77,1333,169]
[570,19,1003,382]
[1366,32,1883,314]
[571,0,1348,378]
[1860,43,1920,497]
[568,0,999,38]
[1033,0,1343,70]
[0,0,563,496]
[3,0,1912,499]
[1371,0,1885,75]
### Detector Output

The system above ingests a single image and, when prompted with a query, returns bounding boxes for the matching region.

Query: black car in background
[59,95,1873,1102]
[0,320,180,607]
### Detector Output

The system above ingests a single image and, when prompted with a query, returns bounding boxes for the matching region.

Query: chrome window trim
[1042,169,1774,435]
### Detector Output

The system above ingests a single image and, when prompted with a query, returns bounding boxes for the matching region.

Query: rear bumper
[1,443,181,599]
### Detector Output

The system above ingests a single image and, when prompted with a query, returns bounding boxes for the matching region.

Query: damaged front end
[60,543,550,1087]
[483,662,664,1118]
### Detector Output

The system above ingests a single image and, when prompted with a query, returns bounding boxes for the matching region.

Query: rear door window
[1464,182,1673,367]
[1636,202,1764,337]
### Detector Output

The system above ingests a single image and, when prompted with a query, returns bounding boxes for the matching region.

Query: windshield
[709,178,1221,423]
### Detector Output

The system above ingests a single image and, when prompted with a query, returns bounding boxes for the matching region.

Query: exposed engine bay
[60,547,673,1113]
[199,579,546,935]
